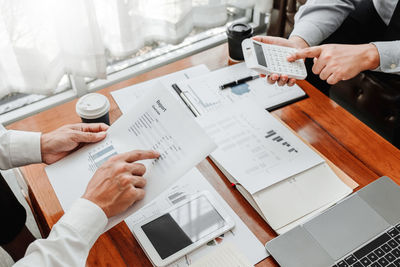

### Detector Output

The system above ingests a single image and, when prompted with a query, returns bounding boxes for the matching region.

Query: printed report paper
[175,62,306,115]
[196,98,324,194]
[46,85,216,231]
[111,64,210,114]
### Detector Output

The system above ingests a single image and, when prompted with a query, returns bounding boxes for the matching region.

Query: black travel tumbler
[226,23,253,61]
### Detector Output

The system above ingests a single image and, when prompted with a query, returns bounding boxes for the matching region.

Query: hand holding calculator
[242,38,307,80]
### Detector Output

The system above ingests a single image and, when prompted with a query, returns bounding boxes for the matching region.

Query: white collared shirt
[0,130,108,267]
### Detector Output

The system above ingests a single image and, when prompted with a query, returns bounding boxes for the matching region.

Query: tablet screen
[141,195,226,259]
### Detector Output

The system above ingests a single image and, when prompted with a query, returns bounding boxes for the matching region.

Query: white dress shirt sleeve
[13,198,108,267]
[0,130,42,169]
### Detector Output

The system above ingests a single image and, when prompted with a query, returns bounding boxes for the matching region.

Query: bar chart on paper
[265,130,298,153]
[176,63,306,116]
[88,141,118,172]
[197,99,324,194]
[201,115,302,178]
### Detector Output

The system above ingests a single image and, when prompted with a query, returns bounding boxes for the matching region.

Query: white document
[196,99,324,194]
[176,62,306,115]
[253,163,352,232]
[125,168,268,266]
[111,65,210,114]
[190,242,253,267]
[46,86,216,231]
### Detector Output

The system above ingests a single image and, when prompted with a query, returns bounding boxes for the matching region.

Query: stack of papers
[111,63,307,116]
[175,62,306,115]
[45,62,348,266]
[110,63,354,234]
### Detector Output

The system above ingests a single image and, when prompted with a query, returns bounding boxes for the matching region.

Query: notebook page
[196,98,324,194]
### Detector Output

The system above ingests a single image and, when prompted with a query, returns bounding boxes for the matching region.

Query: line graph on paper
[88,141,118,172]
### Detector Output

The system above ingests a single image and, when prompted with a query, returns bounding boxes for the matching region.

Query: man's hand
[41,123,109,164]
[253,35,309,86]
[82,150,160,218]
[288,43,380,85]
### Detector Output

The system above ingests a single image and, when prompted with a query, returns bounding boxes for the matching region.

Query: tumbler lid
[76,93,110,119]
[226,23,253,37]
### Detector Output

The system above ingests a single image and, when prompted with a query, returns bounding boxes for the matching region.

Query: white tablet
[132,191,235,267]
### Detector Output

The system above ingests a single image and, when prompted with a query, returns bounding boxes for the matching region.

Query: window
[0,1,268,124]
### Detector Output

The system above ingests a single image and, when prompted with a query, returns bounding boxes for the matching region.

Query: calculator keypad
[263,44,306,78]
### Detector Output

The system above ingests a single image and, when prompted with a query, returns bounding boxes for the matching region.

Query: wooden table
[8,43,400,266]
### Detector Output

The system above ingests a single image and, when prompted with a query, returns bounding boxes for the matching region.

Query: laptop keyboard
[332,224,400,267]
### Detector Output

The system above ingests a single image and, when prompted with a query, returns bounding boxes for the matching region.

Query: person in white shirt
[0,122,159,266]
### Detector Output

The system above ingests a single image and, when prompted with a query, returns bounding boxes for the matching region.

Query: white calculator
[241,38,307,80]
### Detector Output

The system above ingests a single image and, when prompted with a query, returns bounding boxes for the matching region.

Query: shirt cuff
[290,21,325,47]
[9,130,42,167]
[57,198,108,247]
[371,41,400,74]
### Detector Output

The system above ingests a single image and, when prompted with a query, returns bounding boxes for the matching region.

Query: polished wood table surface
[7,43,400,266]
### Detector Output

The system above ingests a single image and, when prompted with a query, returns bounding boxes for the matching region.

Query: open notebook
[197,99,358,234]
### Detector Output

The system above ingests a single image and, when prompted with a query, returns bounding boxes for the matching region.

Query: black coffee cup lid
[227,23,253,37]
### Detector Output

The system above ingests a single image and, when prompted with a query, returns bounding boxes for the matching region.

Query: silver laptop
[265,176,400,267]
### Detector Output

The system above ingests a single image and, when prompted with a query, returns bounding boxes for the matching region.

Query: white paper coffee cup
[76,93,110,125]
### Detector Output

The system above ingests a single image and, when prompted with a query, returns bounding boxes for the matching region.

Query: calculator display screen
[254,43,267,67]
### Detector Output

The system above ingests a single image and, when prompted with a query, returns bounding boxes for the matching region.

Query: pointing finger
[252,35,279,45]
[287,47,322,61]
[123,150,160,163]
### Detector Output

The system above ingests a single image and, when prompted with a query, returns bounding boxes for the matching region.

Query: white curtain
[0,0,254,98]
